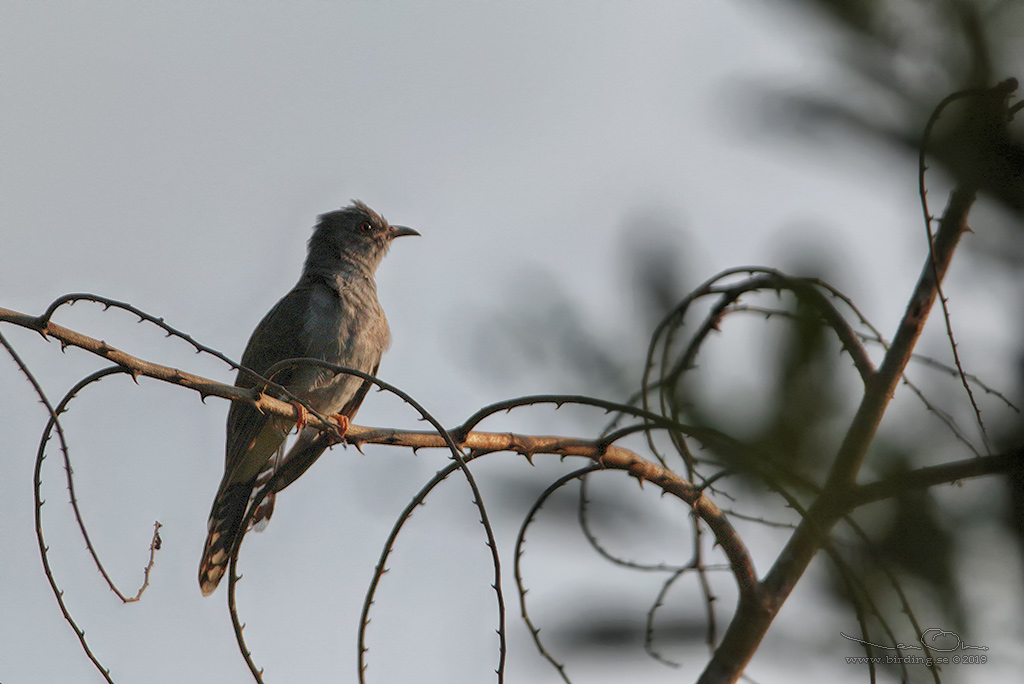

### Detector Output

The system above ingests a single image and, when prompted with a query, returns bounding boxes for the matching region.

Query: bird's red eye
[359,222,372,232]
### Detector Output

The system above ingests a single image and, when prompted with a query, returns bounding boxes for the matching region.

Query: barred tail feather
[249,487,277,532]
[248,442,284,532]
[198,481,252,596]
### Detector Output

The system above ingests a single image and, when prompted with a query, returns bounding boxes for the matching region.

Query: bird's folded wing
[223,285,315,484]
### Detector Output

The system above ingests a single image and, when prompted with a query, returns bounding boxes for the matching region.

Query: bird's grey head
[305,200,418,278]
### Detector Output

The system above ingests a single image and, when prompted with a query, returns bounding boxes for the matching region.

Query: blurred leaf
[751,295,843,479]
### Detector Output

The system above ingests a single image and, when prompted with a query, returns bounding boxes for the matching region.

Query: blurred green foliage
[484,0,1024,676]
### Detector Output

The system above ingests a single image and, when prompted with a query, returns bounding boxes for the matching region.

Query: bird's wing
[337,359,378,420]
[199,285,315,596]
[223,285,314,485]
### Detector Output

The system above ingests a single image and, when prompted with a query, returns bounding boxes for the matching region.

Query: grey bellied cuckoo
[199,200,418,596]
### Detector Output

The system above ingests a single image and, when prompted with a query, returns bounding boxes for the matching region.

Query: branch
[697,181,978,683]
[0,331,116,683]
[2,298,761,672]
[697,76,1022,682]
[0,304,335,432]
[348,424,760,598]
[850,447,1023,507]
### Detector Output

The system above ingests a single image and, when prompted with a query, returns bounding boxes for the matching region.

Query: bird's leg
[328,414,350,443]
[289,400,308,432]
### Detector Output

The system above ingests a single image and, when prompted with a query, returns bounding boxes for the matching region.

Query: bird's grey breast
[297,277,390,412]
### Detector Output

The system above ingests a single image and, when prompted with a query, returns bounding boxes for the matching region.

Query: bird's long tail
[198,481,252,596]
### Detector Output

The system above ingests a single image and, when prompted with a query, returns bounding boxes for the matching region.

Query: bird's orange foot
[329,414,350,443]
[289,400,308,431]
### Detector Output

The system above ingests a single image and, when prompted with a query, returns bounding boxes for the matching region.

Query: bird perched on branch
[199,201,418,596]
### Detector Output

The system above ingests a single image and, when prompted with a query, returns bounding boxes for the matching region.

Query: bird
[198,200,418,596]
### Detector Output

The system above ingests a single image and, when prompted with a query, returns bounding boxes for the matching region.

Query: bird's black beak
[388,225,420,239]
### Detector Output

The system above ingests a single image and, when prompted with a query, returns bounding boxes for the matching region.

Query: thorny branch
[3,276,1018,683]
[2,79,1021,684]
[0,298,761,595]
[696,80,1020,684]
[1,297,760,683]
[1,332,117,684]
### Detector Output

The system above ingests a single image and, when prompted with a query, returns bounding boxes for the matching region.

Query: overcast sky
[2,3,1021,683]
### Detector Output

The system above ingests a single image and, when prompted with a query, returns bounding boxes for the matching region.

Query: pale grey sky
[2,3,1020,683]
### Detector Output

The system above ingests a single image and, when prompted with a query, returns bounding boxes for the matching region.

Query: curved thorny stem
[2,296,763,681]
[696,80,1017,684]
[917,79,1021,454]
[3,268,1016,683]
[4,80,1022,683]
[2,332,116,684]
[44,366,163,603]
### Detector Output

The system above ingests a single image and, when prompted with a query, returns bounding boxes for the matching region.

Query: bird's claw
[290,401,308,432]
[330,414,350,443]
